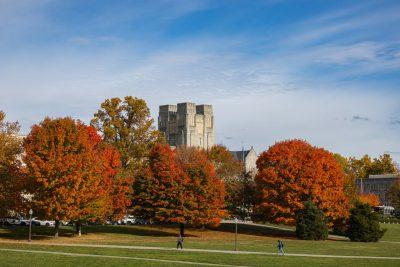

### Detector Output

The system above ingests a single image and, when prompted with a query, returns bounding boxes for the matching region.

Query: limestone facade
[158,102,214,149]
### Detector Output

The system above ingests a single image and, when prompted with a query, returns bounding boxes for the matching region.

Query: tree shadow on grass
[0,226,75,240]
[214,223,296,238]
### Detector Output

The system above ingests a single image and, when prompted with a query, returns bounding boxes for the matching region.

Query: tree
[91,96,164,177]
[295,200,328,240]
[368,154,399,176]
[176,147,226,235]
[387,179,400,209]
[348,155,372,179]
[254,139,350,225]
[346,203,386,242]
[0,111,24,217]
[24,117,131,237]
[225,171,256,220]
[207,145,242,182]
[333,153,358,205]
[358,193,380,207]
[132,144,188,226]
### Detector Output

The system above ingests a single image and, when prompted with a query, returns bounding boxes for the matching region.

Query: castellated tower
[158,102,214,149]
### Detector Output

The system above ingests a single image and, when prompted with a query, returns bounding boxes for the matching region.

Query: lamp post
[28,209,33,243]
[234,217,238,251]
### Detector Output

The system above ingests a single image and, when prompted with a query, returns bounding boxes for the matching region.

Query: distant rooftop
[368,174,400,179]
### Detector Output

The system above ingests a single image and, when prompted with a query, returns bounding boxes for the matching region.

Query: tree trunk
[76,221,82,237]
[54,220,60,238]
[179,223,185,237]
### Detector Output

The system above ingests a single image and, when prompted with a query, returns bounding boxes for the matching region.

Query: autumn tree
[24,117,131,237]
[133,145,225,236]
[368,154,399,176]
[0,111,24,217]
[225,172,256,220]
[207,145,242,181]
[91,96,164,177]
[176,147,226,235]
[254,139,350,226]
[358,193,380,207]
[333,153,358,205]
[132,144,188,227]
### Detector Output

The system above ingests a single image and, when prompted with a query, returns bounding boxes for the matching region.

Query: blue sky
[0,0,399,162]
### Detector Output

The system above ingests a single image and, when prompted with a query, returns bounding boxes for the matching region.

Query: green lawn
[0,223,399,266]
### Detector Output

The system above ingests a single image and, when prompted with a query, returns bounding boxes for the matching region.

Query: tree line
[0,96,399,242]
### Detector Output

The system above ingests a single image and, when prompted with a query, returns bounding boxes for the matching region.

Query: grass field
[0,222,399,266]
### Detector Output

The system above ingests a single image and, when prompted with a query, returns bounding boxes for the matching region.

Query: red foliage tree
[132,144,188,225]
[176,147,226,230]
[133,145,225,236]
[254,139,350,225]
[24,118,131,236]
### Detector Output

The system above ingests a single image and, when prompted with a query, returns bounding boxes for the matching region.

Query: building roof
[368,174,400,179]
[230,150,251,162]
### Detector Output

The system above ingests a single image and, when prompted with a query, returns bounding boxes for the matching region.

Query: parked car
[119,215,136,225]
[33,219,55,227]
[19,218,40,226]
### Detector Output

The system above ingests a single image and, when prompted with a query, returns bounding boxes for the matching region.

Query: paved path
[1,241,400,260]
[0,248,247,267]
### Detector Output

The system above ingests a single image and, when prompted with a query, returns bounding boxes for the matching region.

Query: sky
[0,0,399,162]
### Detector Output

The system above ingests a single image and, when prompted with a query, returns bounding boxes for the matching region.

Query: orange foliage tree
[254,139,350,226]
[358,193,380,207]
[24,117,131,237]
[133,145,225,236]
[132,144,188,225]
[176,147,226,232]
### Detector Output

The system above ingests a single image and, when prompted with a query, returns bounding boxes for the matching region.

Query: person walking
[177,234,184,249]
[277,240,284,255]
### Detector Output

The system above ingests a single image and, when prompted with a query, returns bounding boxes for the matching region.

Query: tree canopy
[24,117,131,235]
[295,200,328,240]
[91,96,164,176]
[0,111,24,217]
[346,203,386,242]
[254,139,350,225]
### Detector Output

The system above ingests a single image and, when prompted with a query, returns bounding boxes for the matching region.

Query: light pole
[28,209,33,243]
[234,217,238,251]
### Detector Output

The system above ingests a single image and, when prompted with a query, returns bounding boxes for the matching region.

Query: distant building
[230,147,257,175]
[356,174,400,206]
[158,102,214,149]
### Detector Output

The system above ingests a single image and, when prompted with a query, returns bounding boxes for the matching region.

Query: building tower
[158,102,214,149]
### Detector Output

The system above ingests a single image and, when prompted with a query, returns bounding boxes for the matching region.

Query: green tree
[91,96,164,177]
[0,111,24,217]
[333,153,358,205]
[346,203,386,242]
[368,154,399,176]
[295,200,328,240]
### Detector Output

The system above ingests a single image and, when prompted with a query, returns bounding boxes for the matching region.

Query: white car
[121,215,136,225]
[33,219,55,227]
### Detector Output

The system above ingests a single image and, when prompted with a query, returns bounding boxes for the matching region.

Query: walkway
[0,241,399,261]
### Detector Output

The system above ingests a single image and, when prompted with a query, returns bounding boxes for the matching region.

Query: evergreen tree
[295,200,328,240]
[346,203,386,242]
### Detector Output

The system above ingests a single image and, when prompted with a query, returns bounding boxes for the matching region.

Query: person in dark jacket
[277,240,284,255]
[177,234,184,249]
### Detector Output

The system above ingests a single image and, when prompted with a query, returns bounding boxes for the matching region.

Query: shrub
[346,203,386,242]
[296,200,328,240]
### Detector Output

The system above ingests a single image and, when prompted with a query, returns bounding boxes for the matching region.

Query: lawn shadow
[0,226,75,241]
[214,223,295,238]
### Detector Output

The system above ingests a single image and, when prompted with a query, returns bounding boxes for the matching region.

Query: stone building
[356,174,399,206]
[158,102,214,149]
[230,147,257,175]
